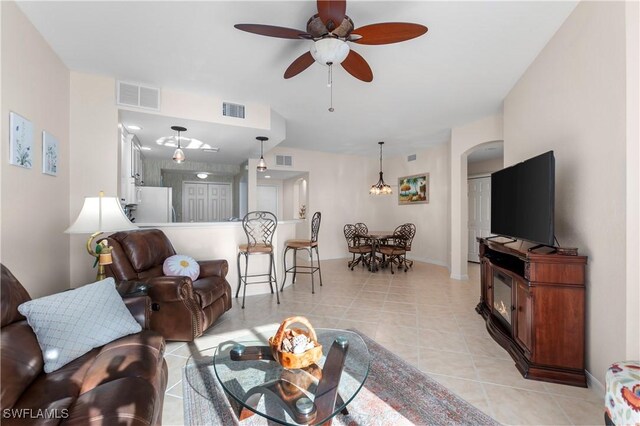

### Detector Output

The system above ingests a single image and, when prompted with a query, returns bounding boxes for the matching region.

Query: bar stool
[236,211,280,309]
[281,212,323,294]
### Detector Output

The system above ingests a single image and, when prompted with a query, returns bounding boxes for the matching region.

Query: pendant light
[370,141,392,195]
[171,125,186,163]
[256,136,268,172]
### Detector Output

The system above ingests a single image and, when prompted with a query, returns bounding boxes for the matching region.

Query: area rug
[183,330,499,425]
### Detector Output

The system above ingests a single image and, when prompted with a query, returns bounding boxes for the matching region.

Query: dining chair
[236,211,279,308]
[377,223,416,274]
[344,224,372,270]
[281,211,323,294]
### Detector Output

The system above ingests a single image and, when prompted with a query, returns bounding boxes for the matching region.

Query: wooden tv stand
[475,237,588,387]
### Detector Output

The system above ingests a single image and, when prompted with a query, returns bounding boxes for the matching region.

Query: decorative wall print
[398,173,429,205]
[42,131,59,176]
[9,112,34,168]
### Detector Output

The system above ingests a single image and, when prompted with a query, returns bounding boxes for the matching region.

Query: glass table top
[185,328,370,426]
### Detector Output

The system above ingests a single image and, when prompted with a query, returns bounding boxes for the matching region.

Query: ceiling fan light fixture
[310,38,350,65]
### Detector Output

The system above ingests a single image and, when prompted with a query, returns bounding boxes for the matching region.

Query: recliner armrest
[123,295,151,329]
[198,259,229,278]
[147,276,194,302]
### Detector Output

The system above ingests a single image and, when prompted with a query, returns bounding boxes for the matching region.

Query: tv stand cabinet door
[515,281,533,355]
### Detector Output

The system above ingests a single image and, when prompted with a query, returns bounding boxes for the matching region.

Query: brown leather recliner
[104,229,232,341]
[0,264,168,425]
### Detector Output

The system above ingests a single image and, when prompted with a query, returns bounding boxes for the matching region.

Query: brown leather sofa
[0,264,167,425]
[104,229,232,341]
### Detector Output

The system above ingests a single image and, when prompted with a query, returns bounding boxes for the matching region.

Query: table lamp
[66,191,137,281]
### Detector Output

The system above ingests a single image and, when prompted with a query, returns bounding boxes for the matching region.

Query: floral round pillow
[163,255,200,281]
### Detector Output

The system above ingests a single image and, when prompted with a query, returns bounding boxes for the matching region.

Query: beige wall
[262,144,452,265]
[503,1,635,384]
[370,143,451,267]
[263,147,375,260]
[450,115,503,279]
[1,1,70,296]
[625,0,639,361]
[69,72,119,286]
[468,157,503,176]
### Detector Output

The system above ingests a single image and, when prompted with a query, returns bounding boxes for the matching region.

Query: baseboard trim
[586,369,605,394]
[450,273,469,280]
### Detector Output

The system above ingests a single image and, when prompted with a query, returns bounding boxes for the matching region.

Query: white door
[207,184,232,221]
[183,182,232,222]
[257,185,278,217]
[468,177,492,262]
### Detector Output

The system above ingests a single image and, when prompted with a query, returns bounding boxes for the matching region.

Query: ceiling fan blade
[341,50,373,82]
[284,52,316,79]
[234,24,312,39]
[352,22,428,45]
[317,0,346,30]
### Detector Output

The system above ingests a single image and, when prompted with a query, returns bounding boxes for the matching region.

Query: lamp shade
[310,38,350,65]
[65,196,137,234]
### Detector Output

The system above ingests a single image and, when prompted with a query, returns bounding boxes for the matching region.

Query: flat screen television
[490,151,555,246]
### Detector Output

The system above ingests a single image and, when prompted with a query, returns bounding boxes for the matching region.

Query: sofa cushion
[18,278,142,373]
[1,265,31,327]
[163,254,200,281]
[0,321,43,410]
[192,276,229,308]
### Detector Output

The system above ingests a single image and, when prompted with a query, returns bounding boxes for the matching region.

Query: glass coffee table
[185,328,370,425]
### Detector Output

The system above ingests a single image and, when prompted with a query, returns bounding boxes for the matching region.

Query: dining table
[355,231,394,272]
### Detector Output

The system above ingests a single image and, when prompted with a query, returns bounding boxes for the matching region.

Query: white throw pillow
[18,277,142,373]
[163,254,200,281]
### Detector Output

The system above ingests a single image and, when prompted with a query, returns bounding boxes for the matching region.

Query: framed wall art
[42,131,59,176]
[9,112,34,169]
[398,173,429,205]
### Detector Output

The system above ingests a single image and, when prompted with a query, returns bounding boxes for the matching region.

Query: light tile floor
[161,259,604,425]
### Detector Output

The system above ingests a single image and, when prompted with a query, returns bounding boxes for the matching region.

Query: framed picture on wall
[42,131,59,176]
[398,173,429,205]
[9,112,34,169]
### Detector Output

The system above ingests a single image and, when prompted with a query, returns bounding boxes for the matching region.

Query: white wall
[450,115,503,279]
[503,1,636,384]
[263,144,452,266]
[264,147,375,260]
[1,1,70,296]
[368,143,451,267]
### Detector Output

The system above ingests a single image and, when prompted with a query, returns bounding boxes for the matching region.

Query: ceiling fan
[234,0,428,83]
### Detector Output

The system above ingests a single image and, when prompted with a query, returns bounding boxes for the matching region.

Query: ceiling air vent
[117,81,160,111]
[408,154,417,162]
[276,155,293,167]
[223,102,245,119]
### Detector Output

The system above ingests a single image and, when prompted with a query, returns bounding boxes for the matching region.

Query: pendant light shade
[370,141,392,195]
[171,126,187,163]
[256,136,268,172]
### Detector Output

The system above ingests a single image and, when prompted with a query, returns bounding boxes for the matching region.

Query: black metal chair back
[242,211,277,248]
[354,222,368,237]
[400,223,416,250]
[344,224,359,248]
[310,212,321,243]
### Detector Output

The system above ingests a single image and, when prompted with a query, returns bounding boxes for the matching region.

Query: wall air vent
[117,81,160,111]
[223,102,245,119]
[276,155,293,167]
[408,154,417,162]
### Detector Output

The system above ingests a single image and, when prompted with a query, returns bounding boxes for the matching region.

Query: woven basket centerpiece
[269,316,323,369]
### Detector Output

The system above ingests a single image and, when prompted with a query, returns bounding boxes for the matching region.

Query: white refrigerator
[134,186,175,223]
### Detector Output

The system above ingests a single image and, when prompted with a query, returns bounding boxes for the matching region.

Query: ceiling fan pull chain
[328,62,334,112]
